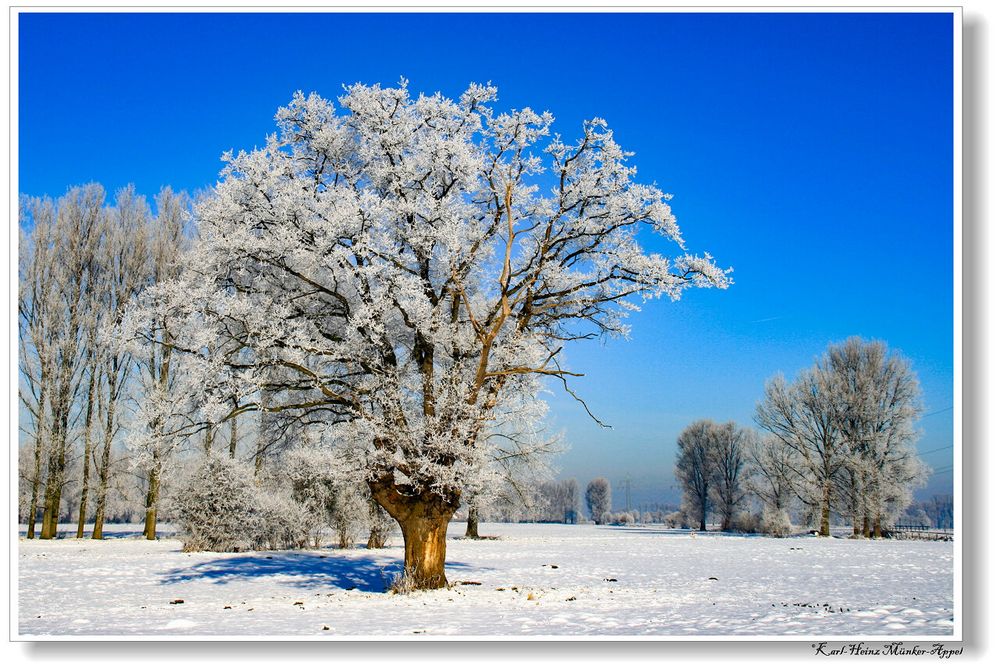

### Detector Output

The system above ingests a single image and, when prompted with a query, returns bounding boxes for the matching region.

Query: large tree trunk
[143,454,161,540]
[370,479,459,590]
[465,504,480,539]
[872,512,882,539]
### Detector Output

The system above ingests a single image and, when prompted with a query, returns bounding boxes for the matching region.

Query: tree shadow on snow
[160,551,475,593]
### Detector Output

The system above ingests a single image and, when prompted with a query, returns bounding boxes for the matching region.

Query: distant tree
[91,188,154,539]
[824,337,927,537]
[585,478,612,524]
[927,495,954,529]
[708,421,751,531]
[366,499,394,548]
[675,420,715,531]
[755,367,845,536]
[536,479,581,523]
[755,338,928,538]
[746,433,796,517]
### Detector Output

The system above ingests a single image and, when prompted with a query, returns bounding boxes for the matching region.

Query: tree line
[674,337,933,537]
[19,185,188,540]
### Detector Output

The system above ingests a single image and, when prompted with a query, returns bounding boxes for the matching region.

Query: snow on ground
[17,522,953,637]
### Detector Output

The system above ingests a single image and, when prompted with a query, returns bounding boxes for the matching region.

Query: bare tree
[746,432,796,516]
[92,188,153,538]
[708,421,750,532]
[18,198,60,538]
[675,420,715,531]
[127,187,191,540]
[755,366,845,536]
[23,186,106,539]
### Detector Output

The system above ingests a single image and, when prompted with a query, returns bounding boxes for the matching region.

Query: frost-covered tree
[19,197,60,538]
[755,338,927,537]
[675,420,715,531]
[708,421,751,532]
[535,479,581,523]
[90,187,156,539]
[466,391,562,537]
[755,367,844,536]
[124,81,729,588]
[130,190,192,540]
[585,477,612,524]
[746,432,796,532]
[824,337,927,537]
[19,186,105,539]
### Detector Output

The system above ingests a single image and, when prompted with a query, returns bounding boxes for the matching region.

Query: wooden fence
[886,524,954,541]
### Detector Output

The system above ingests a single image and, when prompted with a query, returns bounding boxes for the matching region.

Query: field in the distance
[17,522,954,637]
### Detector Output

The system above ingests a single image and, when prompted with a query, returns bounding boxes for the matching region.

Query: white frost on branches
[122,80,731,507]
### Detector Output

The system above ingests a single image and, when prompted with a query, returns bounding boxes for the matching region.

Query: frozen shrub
[665,511,687,528]
[389,566,420,595]
[604,511,635,526]
[253,491,311,550]
[761,506,792,537]
[173,456,310,552]
[173,457,260,552]
[732,511,761,534]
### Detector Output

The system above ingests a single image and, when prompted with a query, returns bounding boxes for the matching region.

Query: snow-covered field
[17,522,954,638]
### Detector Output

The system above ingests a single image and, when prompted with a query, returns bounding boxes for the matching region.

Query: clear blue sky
[18,12,955,505]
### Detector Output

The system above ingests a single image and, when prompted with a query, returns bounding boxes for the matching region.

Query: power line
[918,444,953,455]
[921,406,953,418]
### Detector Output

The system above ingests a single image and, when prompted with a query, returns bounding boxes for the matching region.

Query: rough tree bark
[370,479,460,590]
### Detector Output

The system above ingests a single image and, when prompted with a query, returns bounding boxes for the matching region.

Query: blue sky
[18,12,956,505]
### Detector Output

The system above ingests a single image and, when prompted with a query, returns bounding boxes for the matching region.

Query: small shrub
[173,456,309,552]
[761,506,792,538]
[732,511,762,534]
[389,566,419,595]
[665,511,687,528]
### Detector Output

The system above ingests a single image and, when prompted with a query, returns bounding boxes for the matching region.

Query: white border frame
[5,3,965,647]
